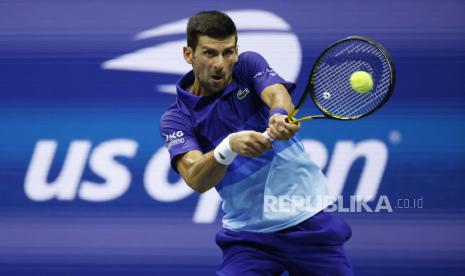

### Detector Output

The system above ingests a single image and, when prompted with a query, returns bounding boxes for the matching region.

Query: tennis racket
[264,36,395,139]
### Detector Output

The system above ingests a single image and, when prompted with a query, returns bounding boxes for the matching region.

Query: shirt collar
[176,70,239,110]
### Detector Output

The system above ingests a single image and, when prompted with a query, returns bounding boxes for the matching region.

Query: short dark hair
[187,11,237,51]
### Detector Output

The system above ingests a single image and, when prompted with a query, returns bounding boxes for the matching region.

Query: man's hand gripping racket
[263,36,396,141]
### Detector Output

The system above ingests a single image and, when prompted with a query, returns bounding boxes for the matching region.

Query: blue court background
[1,0,464,275]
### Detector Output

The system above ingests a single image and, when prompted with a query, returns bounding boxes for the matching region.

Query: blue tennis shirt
[160,51,330,232]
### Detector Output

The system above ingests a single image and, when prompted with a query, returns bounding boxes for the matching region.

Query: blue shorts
[215,211,353,276]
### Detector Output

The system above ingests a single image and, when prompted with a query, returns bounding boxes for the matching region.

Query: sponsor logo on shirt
[167,138,185,148]
[165,131,185,148]
[253,68,277,79]
[237,88,250,100]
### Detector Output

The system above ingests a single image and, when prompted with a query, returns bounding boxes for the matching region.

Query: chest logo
[237,88,250,100]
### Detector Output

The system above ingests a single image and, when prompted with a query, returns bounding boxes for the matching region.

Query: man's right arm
[176,130,272,193]
[176,150,227,193]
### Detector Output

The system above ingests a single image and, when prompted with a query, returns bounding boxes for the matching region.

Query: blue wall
[1,0,464,275]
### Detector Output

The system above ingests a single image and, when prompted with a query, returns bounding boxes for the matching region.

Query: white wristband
[262,130,274,142]
[214,134,237,165]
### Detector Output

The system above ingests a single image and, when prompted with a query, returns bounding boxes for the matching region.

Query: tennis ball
[350,71,373,93]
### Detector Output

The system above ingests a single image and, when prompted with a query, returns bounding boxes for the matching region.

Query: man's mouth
[210,74,223,81]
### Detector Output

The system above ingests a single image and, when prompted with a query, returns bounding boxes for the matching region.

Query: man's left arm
[261,83,300,140]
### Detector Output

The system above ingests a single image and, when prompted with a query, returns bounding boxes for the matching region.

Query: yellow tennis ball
[350,71,373,93]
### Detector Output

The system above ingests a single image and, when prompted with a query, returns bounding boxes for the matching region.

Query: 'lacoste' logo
[237,88,250,100]
[219,153,226,160]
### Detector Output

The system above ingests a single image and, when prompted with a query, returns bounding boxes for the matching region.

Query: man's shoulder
[160,101,191,126]
[234,51,266,82]
[238,51,264,64]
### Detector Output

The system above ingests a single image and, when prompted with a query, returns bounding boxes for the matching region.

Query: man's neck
[188,76,231,97]
[188,78,203,96]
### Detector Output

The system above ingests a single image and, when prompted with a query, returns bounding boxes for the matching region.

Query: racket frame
[288,36,396,123]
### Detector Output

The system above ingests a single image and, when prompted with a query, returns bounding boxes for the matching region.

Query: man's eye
[205,51,216,57]
[223,50,234,56]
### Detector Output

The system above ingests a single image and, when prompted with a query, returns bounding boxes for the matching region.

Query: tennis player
[160,10,353,275]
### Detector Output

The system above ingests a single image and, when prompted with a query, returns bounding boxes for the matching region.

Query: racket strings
[344,62,391,116]
[350,62,391,115]
[317,61,368,116]
[315,47,371,114]
[313,40,391,119]
[314,58,365,111]
[317,60,367,114]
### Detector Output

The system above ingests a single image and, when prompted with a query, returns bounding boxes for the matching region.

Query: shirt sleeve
[160,110,202,173]
[238,51,296,96]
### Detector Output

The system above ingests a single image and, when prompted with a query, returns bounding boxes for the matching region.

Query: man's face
[184,35,238,95]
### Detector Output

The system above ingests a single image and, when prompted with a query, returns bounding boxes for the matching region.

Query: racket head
[306,36,395,120]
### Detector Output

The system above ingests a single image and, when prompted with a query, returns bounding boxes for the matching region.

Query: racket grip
[262,130,274,142]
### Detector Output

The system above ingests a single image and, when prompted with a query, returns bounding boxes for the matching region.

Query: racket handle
[262,130,274,142]
[285,116,301,124]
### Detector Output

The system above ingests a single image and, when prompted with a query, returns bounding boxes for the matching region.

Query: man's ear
[183,46,193,64]
[234,45,239,63]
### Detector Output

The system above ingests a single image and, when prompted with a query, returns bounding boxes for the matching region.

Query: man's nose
[213,55,225,71]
